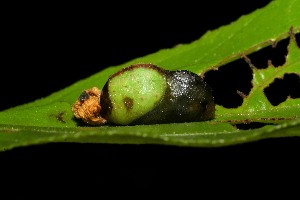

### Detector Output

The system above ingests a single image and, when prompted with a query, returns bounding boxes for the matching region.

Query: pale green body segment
[108,67,167,125]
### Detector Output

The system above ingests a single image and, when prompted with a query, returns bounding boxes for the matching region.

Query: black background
[1,1,299,194]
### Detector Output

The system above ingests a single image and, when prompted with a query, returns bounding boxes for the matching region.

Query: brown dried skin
[72,87,107,125]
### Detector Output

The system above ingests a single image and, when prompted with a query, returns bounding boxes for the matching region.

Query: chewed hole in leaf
[264,73,300,106]
[295,33,299,46]
[204,59,252,108]
[247,37,289,68]
[234,122,274,130]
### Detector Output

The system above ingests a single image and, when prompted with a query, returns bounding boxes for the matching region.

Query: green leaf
[216,33,300,123]
[0,0,299,151]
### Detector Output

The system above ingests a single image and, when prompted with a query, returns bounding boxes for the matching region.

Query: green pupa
[72,64,215,125]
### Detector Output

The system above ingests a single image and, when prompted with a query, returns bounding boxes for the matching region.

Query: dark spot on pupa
[79,91,89,102]
[200,100,208,109]
[57,112,66,123]
[123,97,134,111]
